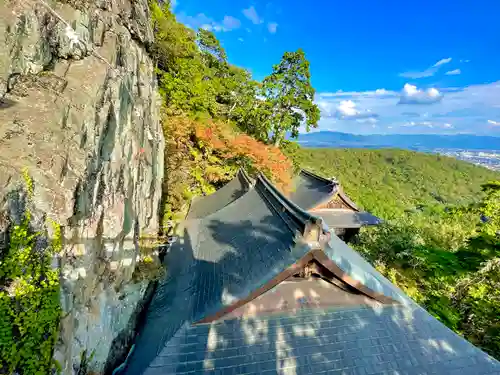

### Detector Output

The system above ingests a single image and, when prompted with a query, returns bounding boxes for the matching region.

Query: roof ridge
[301,169,337,185]
[300,168,361,212]
[237,168,254,187]
[257,173,327,237]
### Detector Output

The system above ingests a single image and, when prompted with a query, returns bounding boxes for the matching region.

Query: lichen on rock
[0,0,165,373]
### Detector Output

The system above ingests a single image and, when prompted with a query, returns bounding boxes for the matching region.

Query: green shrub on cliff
[0,171,62,375]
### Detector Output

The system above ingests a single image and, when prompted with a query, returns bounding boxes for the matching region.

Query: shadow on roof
[123,184,308,374]
[119,171,500,375]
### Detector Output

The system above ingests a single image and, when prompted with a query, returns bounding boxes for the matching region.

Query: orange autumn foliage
[193,120,293,191]
[162,115,293,224]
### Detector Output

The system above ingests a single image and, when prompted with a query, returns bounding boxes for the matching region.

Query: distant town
[433,149,500,171]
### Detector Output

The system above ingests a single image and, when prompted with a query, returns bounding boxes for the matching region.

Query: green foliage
[22,167,33,198]
[293,146,500,359]
[197,29,227,67]
[0,173,62,374]
[150,1,298,233]
[150,1,217,115]
[454,259,500,356]
[262,49,320,146]
[356,187,500,358]
[150,2,261,122]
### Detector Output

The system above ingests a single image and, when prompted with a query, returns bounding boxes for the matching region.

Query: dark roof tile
[139,305,499,375]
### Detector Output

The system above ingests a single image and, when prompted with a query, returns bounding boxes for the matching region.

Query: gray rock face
[0,0,164,373]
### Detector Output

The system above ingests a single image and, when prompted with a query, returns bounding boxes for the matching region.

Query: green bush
[0,171,62,374]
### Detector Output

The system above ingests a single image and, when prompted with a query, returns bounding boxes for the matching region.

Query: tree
[262,49,320,147]
[197,29,227,66]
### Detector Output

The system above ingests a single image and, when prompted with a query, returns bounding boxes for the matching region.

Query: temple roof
[121,171,500,375]
[288,169,339,211]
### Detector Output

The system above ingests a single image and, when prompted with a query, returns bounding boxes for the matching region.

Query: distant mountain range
[294,132,500,151]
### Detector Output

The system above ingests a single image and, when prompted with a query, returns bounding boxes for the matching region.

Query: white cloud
[242,6,263,24]
[357,118,378,124]
[178,13,241,32]
[399,57,452,79]
[460,59,471,63]
[318,89,398,98]
[399,68,437,79]
[399,84,443,105]
[433,57,452,67]
[375,88,391,95]
[335,100,378,120]
[222,16,241,31]
[238,37,244,42]
[312,81,500,135]
[267,22,278,34]
[445,69,461,76]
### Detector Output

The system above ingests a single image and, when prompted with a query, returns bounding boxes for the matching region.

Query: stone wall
[0,0,164,373]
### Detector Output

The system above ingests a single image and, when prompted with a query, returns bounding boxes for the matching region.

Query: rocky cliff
[0,0,164,373]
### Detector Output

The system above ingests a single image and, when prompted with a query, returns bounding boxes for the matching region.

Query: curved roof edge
[258,173,327,237]
[238,167,254,187]
[337,187,360,211]
[186,169,254,219]
[300,169,361,212]
[310,249,395,304]
[301,169,337,185]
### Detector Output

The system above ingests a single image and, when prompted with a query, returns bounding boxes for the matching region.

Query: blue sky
[173,0,500,136]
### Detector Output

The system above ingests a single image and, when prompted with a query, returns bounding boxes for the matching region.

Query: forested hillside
[289,147,500,218]
[286,146,500,359]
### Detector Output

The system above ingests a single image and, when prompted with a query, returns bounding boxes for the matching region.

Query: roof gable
[124,174,328,374]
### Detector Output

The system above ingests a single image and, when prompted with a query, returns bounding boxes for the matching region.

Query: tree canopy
[262,49,320,146]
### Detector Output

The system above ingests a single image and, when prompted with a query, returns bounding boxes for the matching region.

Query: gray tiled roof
[288,170,338,211]
[187,170,253,219]
[143,305,500,375]
[122,173,500,375]
[123,176,317,374]
[315,210,382,228]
